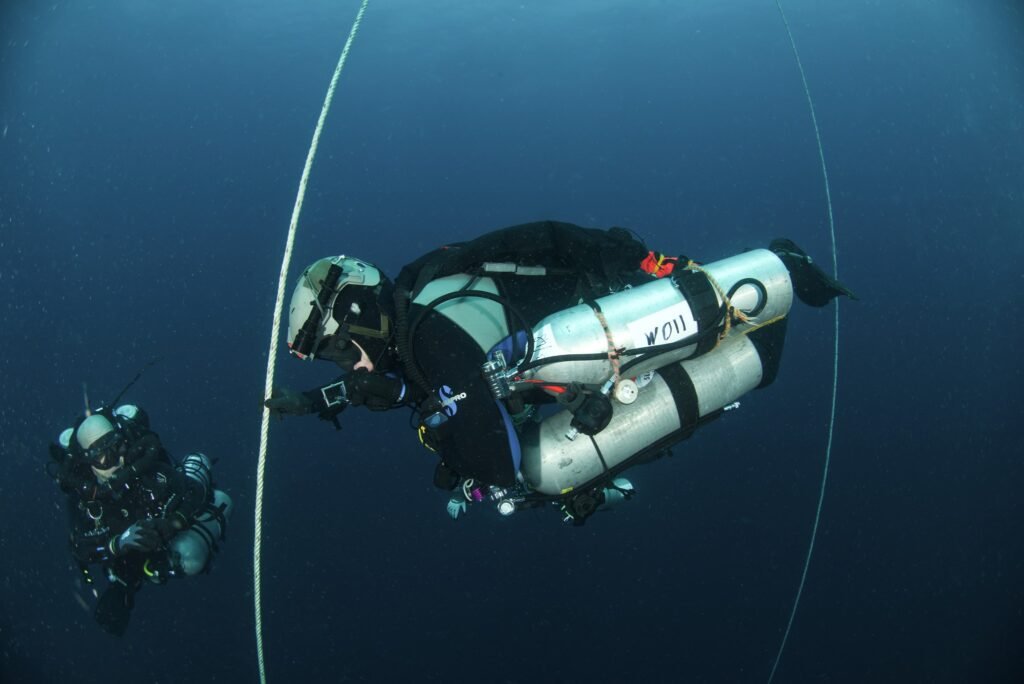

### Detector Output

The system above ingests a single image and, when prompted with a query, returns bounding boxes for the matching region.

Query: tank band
[673,269,721,357]
[658,364,699,435]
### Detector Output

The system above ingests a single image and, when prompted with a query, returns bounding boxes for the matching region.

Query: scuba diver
[265,220,855,525]
[48,403,232,636]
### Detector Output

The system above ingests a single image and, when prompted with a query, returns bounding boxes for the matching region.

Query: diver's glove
[110,521,161,556]
[446,497,468,520]
[264,387,314,418]
[151,517,183,542]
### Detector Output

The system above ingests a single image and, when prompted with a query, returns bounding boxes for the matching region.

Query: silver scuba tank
[168,453,233,576]
[520,248,792,385]
[181,451,212,498]
[519,332,764,496]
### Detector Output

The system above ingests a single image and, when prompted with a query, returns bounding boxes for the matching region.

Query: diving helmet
[287,256,393,368]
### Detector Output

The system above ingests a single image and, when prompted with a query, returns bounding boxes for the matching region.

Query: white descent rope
[768,2,842,682]
[253,2,371,682]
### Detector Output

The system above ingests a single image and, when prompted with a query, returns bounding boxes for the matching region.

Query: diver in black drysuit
[49,405,227,635]
[265,220,855,520]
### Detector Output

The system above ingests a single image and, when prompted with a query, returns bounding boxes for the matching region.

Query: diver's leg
[770,238,858,307]
[94,579,136,636]
[747,316,788,388]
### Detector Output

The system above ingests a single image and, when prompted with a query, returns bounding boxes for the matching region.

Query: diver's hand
[264,387,314,418]
[111,522,161,556]
[150,517,182,541]
[446,497,467,520]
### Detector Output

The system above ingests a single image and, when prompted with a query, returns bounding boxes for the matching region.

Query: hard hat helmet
[76,414,126,469]
[287,256,393,367]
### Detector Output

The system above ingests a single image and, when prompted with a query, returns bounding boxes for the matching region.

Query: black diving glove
[264,387,315,418]
[151,517,183,541]
[111,521,161,556]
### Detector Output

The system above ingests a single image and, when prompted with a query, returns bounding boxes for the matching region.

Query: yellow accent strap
[417,424,436,452]
[739,313,787,337]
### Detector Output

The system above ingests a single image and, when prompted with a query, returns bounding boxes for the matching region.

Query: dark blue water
[1,1,1021,681]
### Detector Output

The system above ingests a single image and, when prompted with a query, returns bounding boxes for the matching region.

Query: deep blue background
[1,1,1022,682]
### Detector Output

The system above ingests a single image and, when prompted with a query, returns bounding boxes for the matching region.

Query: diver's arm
[344,370,412,411]
[266,370,424,435]
[70,533,114,564]
[105,433,164,494]
[268,373,417,420]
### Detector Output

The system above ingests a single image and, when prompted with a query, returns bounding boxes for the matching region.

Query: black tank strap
[673,269,721,357]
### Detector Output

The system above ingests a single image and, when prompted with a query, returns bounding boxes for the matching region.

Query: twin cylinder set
[517,249,793,495]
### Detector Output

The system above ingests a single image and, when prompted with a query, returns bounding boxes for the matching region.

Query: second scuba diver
[49,403,233,635]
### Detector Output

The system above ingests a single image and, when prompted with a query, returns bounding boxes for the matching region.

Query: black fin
[94,584,134,637]
[770,238,858,307]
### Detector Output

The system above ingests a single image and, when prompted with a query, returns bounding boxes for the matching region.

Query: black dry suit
[49,407,212,635]
[390,220,653,489]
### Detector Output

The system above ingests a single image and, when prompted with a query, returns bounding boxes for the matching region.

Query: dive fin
[770,238,858,307]
[94,583,134,637]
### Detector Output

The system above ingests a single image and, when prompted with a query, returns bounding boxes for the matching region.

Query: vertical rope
[767,2,841,682]
[253,2,371,682]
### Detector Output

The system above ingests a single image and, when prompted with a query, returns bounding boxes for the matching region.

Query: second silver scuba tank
[181,451,212,498]
[168,453,233,576]
[520,332,764,496]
